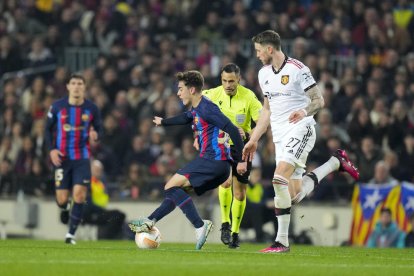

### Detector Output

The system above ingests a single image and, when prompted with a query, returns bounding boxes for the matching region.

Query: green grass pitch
[0,240,413,275]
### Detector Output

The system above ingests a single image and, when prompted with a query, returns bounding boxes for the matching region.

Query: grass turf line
[0,240,413,276]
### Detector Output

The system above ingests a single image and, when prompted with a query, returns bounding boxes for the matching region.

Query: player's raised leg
[291,149,359,205]
[129,173,212,250]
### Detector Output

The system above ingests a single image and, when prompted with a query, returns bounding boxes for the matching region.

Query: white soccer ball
[135,226,161,249]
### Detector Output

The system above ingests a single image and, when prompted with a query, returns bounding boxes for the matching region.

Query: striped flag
[350,183,398,246]
[400,182,414,232]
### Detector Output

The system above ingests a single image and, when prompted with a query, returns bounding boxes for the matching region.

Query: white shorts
[274,124,316,179]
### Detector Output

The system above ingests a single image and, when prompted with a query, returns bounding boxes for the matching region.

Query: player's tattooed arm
[304,85,325,116]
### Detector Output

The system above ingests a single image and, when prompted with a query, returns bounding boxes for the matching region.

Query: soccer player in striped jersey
[46,74,102,244]
[128,70,246,250]
[243,30,359,253]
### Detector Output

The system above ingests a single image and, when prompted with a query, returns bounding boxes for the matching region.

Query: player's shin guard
[231,197,246,234]
[273,175,291,247]
[148,190,177,222]
[68,202,84,235]
[219,185,232,224]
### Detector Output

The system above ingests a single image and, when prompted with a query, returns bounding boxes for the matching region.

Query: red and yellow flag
[350,183,413,246]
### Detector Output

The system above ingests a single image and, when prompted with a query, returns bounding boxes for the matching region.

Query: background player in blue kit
[128,70,246,250]
[45,74,102,244]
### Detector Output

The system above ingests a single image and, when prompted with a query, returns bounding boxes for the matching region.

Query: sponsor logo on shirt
[63,124,85,131]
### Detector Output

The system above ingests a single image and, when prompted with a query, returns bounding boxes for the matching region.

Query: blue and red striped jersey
[190,97,232,161]
[45,97,102,160]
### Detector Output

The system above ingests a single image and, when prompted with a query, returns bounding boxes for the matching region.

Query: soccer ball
[135,226,161,249]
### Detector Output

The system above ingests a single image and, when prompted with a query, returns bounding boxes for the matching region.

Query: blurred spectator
[355,136,383,183]
[387,100,411,153]
[176,137,197,168]
[397,131,414,183]
[405,213,414,248]
[83,160,126,239]
[0,158,14,196]
[120,162,148,200]
[124,134,154,167]
[367,208,405,248]
[0,35,23,74]
[89,132,121,178]
[101,113,128,166]
[22,157,52,196]
[369,161,398,185]
[14,135,35,175]
[196,11,222,41]
[27,37,55,68]
[348,108,375,149]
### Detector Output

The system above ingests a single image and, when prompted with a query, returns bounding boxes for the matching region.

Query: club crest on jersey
[281,75,289,85]
[63,124,72,131]
[82,114,89,122]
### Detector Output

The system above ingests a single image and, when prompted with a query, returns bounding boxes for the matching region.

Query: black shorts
[177,156,231,196]
[54,159,91,190]
[231,146,252,184]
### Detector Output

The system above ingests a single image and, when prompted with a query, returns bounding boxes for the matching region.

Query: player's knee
[56,199,68,209]
[56,194,68,207]
[232,181,246,200]
[73,190,87,203]
[273,174,291,209]
[221,179,232,188]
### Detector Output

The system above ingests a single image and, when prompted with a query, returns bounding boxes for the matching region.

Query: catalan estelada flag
[350,182,414,246]
[350,183,397,246]
[400,182,414,231]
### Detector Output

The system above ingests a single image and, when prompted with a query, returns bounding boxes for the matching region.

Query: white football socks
[276,214,290,247]
[312,156,340,181]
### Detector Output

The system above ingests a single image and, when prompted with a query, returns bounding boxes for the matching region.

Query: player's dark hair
[221,63,240,75]
[380,208,392,216]
[67,74,85,84]
[176,70,204,92]
[252,30,282,50]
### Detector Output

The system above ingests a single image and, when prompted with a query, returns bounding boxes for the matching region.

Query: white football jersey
[258,56,317,140]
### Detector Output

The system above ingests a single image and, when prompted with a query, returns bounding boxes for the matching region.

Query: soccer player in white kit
[242,30,360,253]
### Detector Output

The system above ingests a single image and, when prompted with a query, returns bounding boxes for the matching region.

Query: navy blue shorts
[177,156,231,195]
[54,159,91,190]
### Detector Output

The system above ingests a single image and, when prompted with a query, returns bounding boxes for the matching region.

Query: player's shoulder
[201,95,216,107]
[203,86,222,96]
[258,64,273,79]
[258,64,272,74]
[52,97,68,108]
[200,96,220,112]
[83,99,99,109]
[286,57,307,70]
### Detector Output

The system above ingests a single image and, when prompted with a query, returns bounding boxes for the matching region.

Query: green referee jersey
[203,85,262,144]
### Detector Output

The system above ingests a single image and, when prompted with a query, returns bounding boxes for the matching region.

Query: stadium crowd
[1,0,414,205]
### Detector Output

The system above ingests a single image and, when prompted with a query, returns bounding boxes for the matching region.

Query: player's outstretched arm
[248,97,270,143]
[157,112,193,126]
[242,98,269,161]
